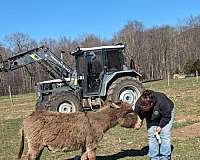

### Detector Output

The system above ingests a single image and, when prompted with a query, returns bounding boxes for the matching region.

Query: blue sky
[0,0,200,41]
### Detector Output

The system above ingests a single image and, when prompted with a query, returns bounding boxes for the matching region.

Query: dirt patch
[172,122,200,140]
[175,115,200,123]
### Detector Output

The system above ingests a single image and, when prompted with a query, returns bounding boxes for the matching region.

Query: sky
[0,0,200,42]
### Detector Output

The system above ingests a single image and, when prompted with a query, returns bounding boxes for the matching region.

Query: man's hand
[154,127,162,144]
[155,126,161,133]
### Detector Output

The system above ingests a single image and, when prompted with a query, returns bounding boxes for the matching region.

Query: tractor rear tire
[46,91,82,113]
[107,76,144,106]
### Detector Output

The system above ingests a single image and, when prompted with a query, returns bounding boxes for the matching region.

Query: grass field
[0,77,200,160]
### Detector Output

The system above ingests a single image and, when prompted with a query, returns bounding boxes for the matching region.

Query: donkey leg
[27,143,44,160]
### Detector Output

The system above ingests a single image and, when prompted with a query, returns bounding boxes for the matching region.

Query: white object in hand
[154,132,161,144]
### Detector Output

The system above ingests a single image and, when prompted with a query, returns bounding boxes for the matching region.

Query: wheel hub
[58,102,75,113]
[119,89,140,105]
[119,90,134,104]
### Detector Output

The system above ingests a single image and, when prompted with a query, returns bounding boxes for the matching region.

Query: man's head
[138,90,155,112]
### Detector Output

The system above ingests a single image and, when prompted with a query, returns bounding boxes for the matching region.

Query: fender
[100,70,142,96]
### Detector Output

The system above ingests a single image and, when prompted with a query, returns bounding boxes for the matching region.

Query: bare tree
[4,32,38,93]
[79,34,103,47]
[1,15,200,95]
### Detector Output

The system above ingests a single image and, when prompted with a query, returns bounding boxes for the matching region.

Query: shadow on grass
[66,145,174,160]
[66,146,149,160]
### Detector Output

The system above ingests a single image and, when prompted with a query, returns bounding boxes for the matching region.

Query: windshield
[76,55,85,75]
[87,51,103,74]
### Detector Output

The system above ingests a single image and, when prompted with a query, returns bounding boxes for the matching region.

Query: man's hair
[138,90,155,112]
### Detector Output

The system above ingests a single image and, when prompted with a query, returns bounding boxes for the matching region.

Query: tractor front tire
[47,91,82,113]
[107,76,144,106]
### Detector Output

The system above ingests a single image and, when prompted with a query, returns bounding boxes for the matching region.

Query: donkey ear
[111,103,120,108]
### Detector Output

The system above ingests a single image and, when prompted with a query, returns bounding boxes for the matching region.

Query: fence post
[167,73,170,86]
[8,85,14,106]
[196,70,199,82]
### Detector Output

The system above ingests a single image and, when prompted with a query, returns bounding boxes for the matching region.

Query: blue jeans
[147,109,175,160]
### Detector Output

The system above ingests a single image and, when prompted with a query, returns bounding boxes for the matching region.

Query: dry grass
[0,77,200,159]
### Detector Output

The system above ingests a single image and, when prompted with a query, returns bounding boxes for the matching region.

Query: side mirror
[130,59,135,70]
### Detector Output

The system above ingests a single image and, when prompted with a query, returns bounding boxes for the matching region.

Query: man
[134,90,175,160]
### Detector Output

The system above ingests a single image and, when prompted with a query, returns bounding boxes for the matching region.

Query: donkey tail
[17,127,24,159]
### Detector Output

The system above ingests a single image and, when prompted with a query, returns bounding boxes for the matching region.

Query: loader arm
[0,46,74,78]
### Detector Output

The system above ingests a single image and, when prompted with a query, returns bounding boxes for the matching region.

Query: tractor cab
[71,44,125,96]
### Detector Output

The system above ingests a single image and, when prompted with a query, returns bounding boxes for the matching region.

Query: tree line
[0,15,200,96]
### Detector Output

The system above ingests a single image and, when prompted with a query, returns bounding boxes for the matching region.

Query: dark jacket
[134,91,174,128]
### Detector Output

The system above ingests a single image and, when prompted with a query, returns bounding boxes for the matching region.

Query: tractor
[0,44,144,112]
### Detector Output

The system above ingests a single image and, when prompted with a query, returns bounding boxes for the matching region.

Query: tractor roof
[71,44,125,56]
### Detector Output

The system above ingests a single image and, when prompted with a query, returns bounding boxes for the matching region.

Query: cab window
[107,49,123,71]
